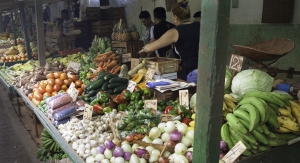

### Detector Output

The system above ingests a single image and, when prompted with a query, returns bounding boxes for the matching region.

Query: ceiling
[0,0,64,12]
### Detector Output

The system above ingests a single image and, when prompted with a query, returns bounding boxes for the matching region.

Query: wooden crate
[91,20,113,34]
[111,41,144,58]
[131,57,181,75]
[86,7,101,20]
[101,7,125,20]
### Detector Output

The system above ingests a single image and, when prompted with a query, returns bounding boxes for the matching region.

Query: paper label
[83,104,93,121]
[160,114,173,123]
[229,54,244,72]
[179,90,189,109]
[221,141,247,163]
[145,68,155,81]
[122,53,131,63]
[144,100,157,110]
[67,61,81,73]
[127,80,136,93]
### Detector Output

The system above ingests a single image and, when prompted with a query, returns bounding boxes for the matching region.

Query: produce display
[111,24,140,42]
[0,44,28,62]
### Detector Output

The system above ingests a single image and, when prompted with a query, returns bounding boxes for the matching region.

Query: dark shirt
[153,20,175,57]
[174,22,200,79]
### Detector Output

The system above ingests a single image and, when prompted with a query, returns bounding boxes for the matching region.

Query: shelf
[13,86,85,163]
[0,74,14,99]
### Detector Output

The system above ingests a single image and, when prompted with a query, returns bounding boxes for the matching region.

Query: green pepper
[130,92,138,101]
[97,91,110,103]
[118,103,127,111]
[122,90,132,101]
[137,108,156,119]
[143,87,152,99]
[137,100,144,107]
[127,106,135,112]
[119,131,132,138]
[124,121,136,131]
[90,98,100,106]
[117,118,128,130]
[103,107,112,113]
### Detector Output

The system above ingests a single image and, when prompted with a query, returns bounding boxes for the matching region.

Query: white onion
[161,133,170,143]
[158,123,166,133]
[151,149,160,157]
[121,143,132,153]
[164,121,176,134]
[142,136,152,143]
[187,147,193,152]
[90,148,97,156]
[174,154,189,163]
[110,156,115,163]
[145,146,155,153]
[149,127,161,139]
[101,159,110,163]
[129,154,140,163]
[132,144,139,152]
[163,151,171,157]
[115,157,125,163]
[181,136,193,147]
[175,143,187,155]
[122,140,129,145]
[140,158,147,163]
[149,154,159,163]
[185,130,194,140]
[86,156,95,163]
[104,149,113,159]
[173,120,181,126]
[94,154,105,162]
[152,138,163,145]
[177,123,188,135]
[168,154,175,162]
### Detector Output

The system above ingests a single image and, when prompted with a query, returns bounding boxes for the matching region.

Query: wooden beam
[193,0,231,163]
[19,1,32,60]
[35,0,46,66]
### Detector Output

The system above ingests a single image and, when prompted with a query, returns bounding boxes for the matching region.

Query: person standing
[61,9,74,34]
[152,7,175,57]
[139,11,154,45]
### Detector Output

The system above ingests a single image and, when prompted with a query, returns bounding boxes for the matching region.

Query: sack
[166,48,177,58]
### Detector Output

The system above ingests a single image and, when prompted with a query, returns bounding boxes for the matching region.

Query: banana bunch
[188,113,196,130]
[222,94,237,119]
[221,91,300,157]
[36,129,67,162]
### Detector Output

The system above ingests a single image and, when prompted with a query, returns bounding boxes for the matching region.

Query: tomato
[28,93,33,100]
[43,92,51,97]
[75,80,83,88]
[164,106,173,114]
[32,98,40,106]
[47,78,55,86]
[46,72,54,79]
[63,79,71,86]
[53,84,61,91]
[38,86,46,94]
[182,118,192,125]
[53,72,62,79]
[81,83,86,89]
[125,134,134,142]
[69,74,77,82]
[61,84,68,90]
[52,91,58,96]
[77,88,83,95]
[46,85,53,93]
[55,78,63,85]
[60,73,68,80]
[33,92,43,101]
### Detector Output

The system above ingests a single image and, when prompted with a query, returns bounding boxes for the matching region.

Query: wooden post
[10,11,17,46]
[0,12,3,33]
[19,2,32,60]
[193,0,231,163]
[35,0,46,67]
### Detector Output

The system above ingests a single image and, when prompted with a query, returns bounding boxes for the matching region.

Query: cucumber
[87,87,102,96]
[108,83,126,89]
[89,95,97,101]
[109,77,129,84]
[87,79,105,91]
[84,80,97,91]
[104,74,117,81]
[114,86,127,94]
[97,72,107,80]
[102,81,109,91]
[106,89,114,95]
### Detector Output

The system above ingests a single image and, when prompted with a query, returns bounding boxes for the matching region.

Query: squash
[138,67,147,75]
[131,73,144,83]
[128,59,146,76]
[130,73,139,79]
[118,64,129,79]
[6,49,19,55]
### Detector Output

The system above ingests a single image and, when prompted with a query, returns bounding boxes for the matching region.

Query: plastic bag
[48,93,72,110]
[46,92,68,104]
[49,103,75,115]
[53,106,77,121]
[52,118,70,126]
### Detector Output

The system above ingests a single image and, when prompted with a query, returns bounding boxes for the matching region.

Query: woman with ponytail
[139,0,200,81]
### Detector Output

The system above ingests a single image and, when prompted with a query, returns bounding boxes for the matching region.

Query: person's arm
[139,29,178,53]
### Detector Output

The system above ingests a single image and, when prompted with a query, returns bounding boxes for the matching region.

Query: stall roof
[0,0,64,11]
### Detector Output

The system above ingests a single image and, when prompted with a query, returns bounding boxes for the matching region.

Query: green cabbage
[224,66,232,90]
[190,93,197,109]
[231,69,273,97]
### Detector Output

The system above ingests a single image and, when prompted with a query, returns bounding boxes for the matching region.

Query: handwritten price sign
[179,90,189,109]
[222,141,247,163]
[144,100,157,110]
[145,68,155,81]
[160,114,173,123]
[83,104,93,121]
[229,54,244,72]
[127,80,137,93]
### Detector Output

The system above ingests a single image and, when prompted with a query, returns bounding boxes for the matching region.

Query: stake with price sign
[145,68,155,81]
[229,54,244,77]
[221,141,247,163]
[127,80,136,93]
[144,99,157,111]
[67,82,79,102]
[179,90,189,109]
[83,104,93,121]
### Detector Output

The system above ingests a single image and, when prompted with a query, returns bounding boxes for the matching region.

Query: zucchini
[108,83,126,89]
[109,77,129,84]
[87,87,102,96]
[104,74,117,81]
[84,80,97,91]
[87,79,105,91]
[106,89,114,95]
[102,81,109,91]
[97,72,107,80]
[89,95,97,101]
[114,86,127,94]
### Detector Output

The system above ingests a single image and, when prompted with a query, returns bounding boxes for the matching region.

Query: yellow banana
[286,106,292,112]
[222,101,227,111]
[290,102,300,126]
[189,121,195,128]
[278,108,296,121]
[191,113,196,120]
[224,98,236,111]
[224,94,237,103]
[275,126,293,133]
[277,116,300,131]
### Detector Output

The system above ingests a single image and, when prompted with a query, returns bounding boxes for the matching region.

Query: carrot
[113,56,121,60]
[110,64,119,73]
[107,58,112,65]
[101,51,113,56]
[112,65,121,75]
[106,60,118,69]
[99,61,104,67]
[108,53,117,59]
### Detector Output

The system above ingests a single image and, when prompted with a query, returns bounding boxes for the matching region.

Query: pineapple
[131,25,140,41]
[121,28,131,42]
[111,24,118,41]
[117,27,123,41]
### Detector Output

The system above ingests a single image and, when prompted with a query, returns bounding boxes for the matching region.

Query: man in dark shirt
[153,7,175,57]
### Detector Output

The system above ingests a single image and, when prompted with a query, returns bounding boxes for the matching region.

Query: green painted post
[193,0,231,163]
[0,13,2,33]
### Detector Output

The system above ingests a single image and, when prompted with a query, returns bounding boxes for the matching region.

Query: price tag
[145,68,155,81]
[67,82,78,102]
[160,114,173,123]
[144,100,157,110]
[67,61,81,73]
[221,141,247,163]
[83,104,93,121]
[122,53,131,63]
[127,80,136,93]
[229,54,244,72]
[179,90,189,109]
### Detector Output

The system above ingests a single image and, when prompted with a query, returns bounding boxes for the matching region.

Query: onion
[170,130,182,142]
[113,138,121,146]
[158,156,170,163]
[152,138,164,145]
[151,149,160,157]
[132,144,139,153]
[101,159,110,163]
[140,158,147,163]
[163,151,171,158]
[145,146,155,153]
[135,148,150,159]
[129,154,140,163]
[91,148,97,156]
[123,152,131,161]
[161,133,170,143]
[185,151,193,162]
[164,121,176,134]
[187,147,193,152]
[176,123,188,135]
[149,127,161,139]
[173,120,181,126]
[115,157,125,163]
[94,154,105,162]
[142,136,152,143]
[167,140,177,146]
[113,146,124,157]
[185,130,194,140]
[122,140,129,145]
[96,145,106,154]
[149,154,159,162]
[122,144,132,153]
[175,143,187,155]
[181,136,192,147]
[104,149,113,159]
[158,123,166,132]
[86,156,95,163]
[110,156,115,163]
[220,152,225,159]
[174,154,188,163]
[220,141,228,152]
[168,154,175,162]
[105,140,116,150]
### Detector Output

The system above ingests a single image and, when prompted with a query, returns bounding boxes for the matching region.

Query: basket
[232,38,294,62]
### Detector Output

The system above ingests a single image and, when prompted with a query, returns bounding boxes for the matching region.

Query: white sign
[67,61,81,73]
[145,68,155,81]
[179,90,189,109]
[144,100,157,110]
[127,80,136,93]
[83,104,93,121]
[229,54,244,72]
[221,141,247,163]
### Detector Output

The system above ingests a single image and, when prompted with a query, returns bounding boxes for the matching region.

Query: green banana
[252,129,269,145]
[266,108,280,129]
[250,148,259,155]
[236,103,260,131]
[274,133,298,141]
[268,139,287,146]
[270,92,291,106]
[257,145,271,152]
[226,113,249,134]
[242,149,253,157]
[221,123,234,149]
[238,117,263,133]
[233,109,251,124]
[230,124,259,145]
[228,127,252,150]
[242,91,285,107]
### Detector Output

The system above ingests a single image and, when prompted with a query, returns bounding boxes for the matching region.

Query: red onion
[105,140,116,150]
[167,140,177,146]
[135,148,150,159]
[220,141,228,152]
[96,145,106,154]
[170,130,183,142]
[185,151,193,163]
[220,152,225,159]
[113,146,124,157]
[123,152,131,161]
[158,156,169,163]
